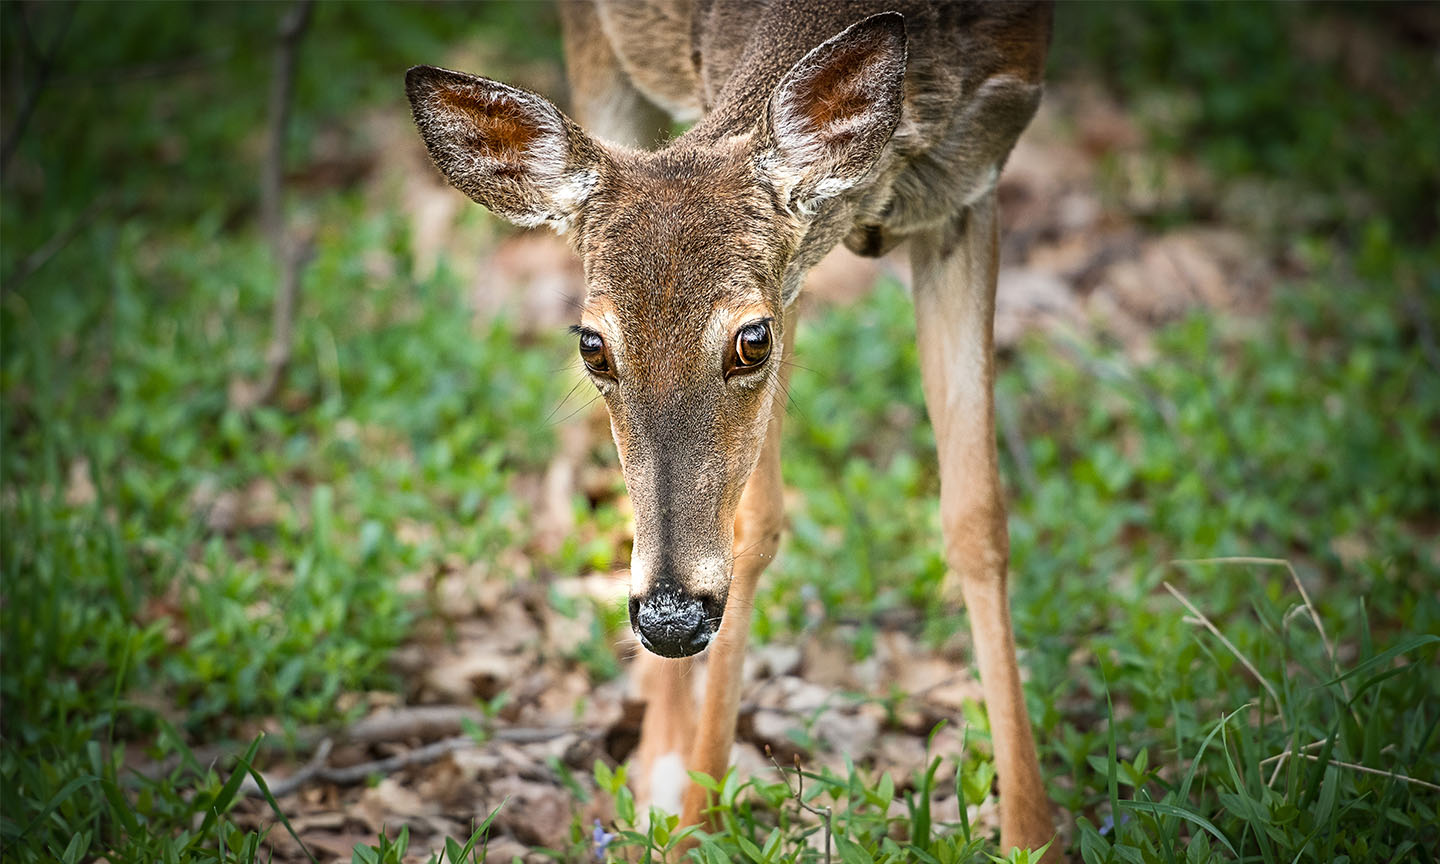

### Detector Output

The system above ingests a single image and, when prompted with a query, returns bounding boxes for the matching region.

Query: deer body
[408,0,1058,855]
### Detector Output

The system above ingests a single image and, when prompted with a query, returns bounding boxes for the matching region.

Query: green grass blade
[1321,634,1439,689]
[245,750,318,864]
[1117,800,1236,857]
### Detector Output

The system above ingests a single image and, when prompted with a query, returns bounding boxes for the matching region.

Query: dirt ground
[230,81,1282,862]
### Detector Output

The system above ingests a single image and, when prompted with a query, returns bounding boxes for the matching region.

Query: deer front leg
[628,652,698,816]
[910,195,1060,859]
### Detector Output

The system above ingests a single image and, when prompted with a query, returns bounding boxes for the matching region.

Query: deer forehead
[583,148,787,276]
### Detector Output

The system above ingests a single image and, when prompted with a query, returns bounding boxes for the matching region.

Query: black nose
[629,586,724,658]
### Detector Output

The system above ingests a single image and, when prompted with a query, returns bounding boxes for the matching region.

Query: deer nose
[629,586,724,658]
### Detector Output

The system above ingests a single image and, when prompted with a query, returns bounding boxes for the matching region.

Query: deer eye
[728,320,772,376]
[578,328,610,376]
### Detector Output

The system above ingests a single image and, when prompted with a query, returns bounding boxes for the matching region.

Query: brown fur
[407,1,1060,857]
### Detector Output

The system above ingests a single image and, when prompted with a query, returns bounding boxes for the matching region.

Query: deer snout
[629,583,727,658]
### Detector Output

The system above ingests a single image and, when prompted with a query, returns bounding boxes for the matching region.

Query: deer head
[406,13,906,657]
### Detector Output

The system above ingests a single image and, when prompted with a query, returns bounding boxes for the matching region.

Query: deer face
[571,148,791,656]
[406,13,906,656]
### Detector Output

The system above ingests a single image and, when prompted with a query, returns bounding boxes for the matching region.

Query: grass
[3,1,1438,862]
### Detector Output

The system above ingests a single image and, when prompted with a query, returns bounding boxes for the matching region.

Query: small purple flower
[1099,810,1130,836]
[593,819,617,861]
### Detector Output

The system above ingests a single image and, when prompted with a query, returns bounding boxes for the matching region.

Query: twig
[1279,752,1440,793]
[260,0,313,248]
[1261,740,1395,773]
[1259,739,1330,766]
[240,737,333,798]
[239,234,315,409]
[2,197,109,291]
[1405,291,1440,375]
[241,734,476,799]
[766,746,832,864]
[240,0,315,410]
[1162,581,1282,713]
[0,1,76,175]
[135,706,588,780]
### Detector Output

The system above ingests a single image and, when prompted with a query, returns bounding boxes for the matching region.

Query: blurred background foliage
[2,1,1437,862]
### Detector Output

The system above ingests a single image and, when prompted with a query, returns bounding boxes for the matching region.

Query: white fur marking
[649,752,687,816]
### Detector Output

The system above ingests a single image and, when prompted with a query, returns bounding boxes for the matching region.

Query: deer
[406,0,1059,856]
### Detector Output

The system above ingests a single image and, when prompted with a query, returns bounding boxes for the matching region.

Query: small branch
[240,735,474,799]
[239,725,591,800]
[2,197,108,292]
[260,0,313,249]
[1278,752,1440,793]
[0,1,76,175]
[236,234,315,410]
[135,706,588,781]
[766,746,832,864]
[239,0,315,410]
[241,737,333,799]
[1261,739,1398,789]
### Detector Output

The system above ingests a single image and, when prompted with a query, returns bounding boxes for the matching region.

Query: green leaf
[688,770,721,793]
[1324,635,1438,689]
[1118,800,1237,857]
[353,845,380,864]
[199,735,263,837]
[836,836,875,864]
[737,833,766,863]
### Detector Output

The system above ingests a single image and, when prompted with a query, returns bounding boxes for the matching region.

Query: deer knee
[940,501,1009,584]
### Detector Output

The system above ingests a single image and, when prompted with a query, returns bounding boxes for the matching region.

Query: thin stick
[1262,739,1396,787]
[243,0,315,409]
[0,1,76,174]
[2,197,108,291]
[260,0,313,249]
[241,734,470,799]
[1282,752,1440,793]
[1175,556,1360,750]
[765,746,831,864]
[1163,581,1282,712]
[134,708,588,781]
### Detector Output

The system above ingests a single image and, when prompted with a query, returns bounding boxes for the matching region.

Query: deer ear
[763,12,907,216]
[406,65,603,231]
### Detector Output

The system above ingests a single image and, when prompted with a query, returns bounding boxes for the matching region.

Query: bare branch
[0,1,76,175]
[238,0,315,410]
[135,705,589,782]
[260,0,314,249]
[2,197,109,291]
[1276,752,1440,793]
[240,735,474,799]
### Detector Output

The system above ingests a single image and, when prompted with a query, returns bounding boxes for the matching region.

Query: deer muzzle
[630,581,728,658]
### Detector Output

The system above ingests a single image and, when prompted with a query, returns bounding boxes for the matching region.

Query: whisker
[779,357,821,376]
[549,392,603,428]
[544,375,588,424]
